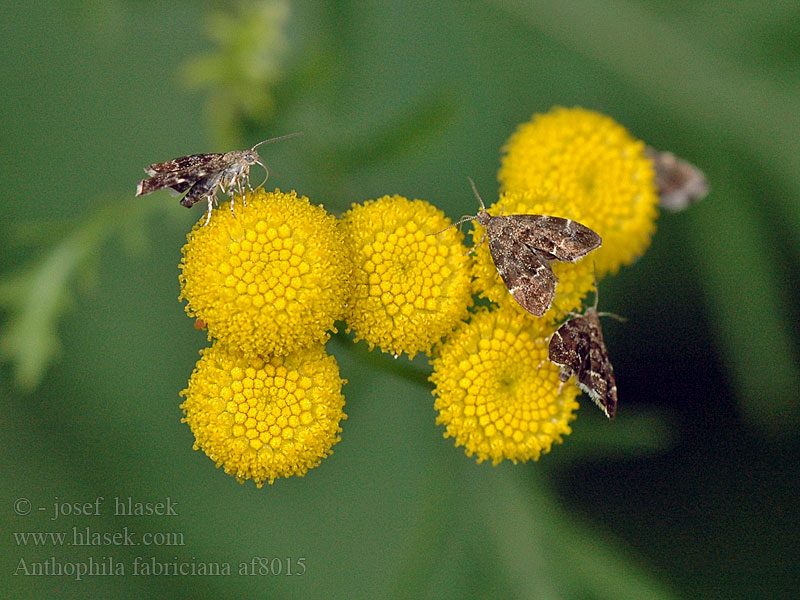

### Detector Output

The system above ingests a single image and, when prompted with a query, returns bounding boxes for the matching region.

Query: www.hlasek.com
[14,556,307,580]
[14,526,185,548]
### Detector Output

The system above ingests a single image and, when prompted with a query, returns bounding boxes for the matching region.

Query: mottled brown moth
[451,179,602,316]
[548,288,621,418]
[136,132,303,225]
[645,146,708,212]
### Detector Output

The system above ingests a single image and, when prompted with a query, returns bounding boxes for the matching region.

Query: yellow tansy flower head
[179,188,351,356]
[499,106,658,276]
[470,187,596,321]
[340,195,473,358]
[181,341,346,487]
[431,307,579,465]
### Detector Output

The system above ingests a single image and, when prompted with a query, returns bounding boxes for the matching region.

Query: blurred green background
[1,1,798,598]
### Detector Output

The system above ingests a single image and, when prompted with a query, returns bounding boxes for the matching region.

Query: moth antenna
[249,133,302,190]
[467,177,487,212]
[254,159,270,190]
[428,214,477,237]
[430,177,491,237]
[592,265,600,311]
[590,265,626,321]
[250,132,304,151]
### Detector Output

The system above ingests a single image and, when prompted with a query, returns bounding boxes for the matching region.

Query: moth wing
[489,231,556,316]
[145,153,224,175]
[136,172,196,197]
[168,180,193,197]
[137,154,228,198]
[179,171,224,208]
[645,147,709,212]
[510,214,601,262]
[549,316,592,375]
[570,314,617,419]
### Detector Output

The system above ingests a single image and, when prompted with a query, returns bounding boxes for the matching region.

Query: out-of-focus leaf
[688,161,800,433]
[0,194,169,391]
[470,466,679,600]
[550,408,677,463]
[182,0,291,149]
[321,92,459,173]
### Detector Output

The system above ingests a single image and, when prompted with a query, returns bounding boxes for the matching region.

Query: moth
[454,179,602,316]
[135,132,303,225]
[548,289,621,418]
[645,146,708,212]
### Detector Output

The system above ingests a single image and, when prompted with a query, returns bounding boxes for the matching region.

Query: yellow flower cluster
[179,189,349,485]
[340,196,473,357]
[431,308,579,464]
[499,106,658,276]
[173,106,665,476]
[180,189,351,356]
[181,343,346,487]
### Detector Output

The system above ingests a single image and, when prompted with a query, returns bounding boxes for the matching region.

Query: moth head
[241,149,260,166]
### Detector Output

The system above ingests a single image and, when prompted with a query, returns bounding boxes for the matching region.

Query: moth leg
[204,197,214,226]
[239,177,248,208]
[465,230,488,256]
[244,169,253,206]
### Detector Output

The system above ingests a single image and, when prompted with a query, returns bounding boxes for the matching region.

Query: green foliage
[182,0,291,149]
[0,197,169,391]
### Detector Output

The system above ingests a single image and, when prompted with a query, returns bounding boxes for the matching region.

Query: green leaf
[0,195,170,392]
[473,466,680,600]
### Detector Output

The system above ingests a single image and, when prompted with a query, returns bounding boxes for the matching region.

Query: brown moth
[136,132,303,225]
[458,179,602,316]
[645,146,708,212]
[548,289,621,418]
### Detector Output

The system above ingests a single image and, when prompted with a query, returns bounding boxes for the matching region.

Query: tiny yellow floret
[340,195,473,357]
[179,188,352,356]
[499,107,658,276]
[431,307,579,464]
[181,341,347,486]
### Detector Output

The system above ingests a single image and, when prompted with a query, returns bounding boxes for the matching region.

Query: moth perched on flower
[135,133,302,225]
[548,288,623,419]
[453,179,601,317]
